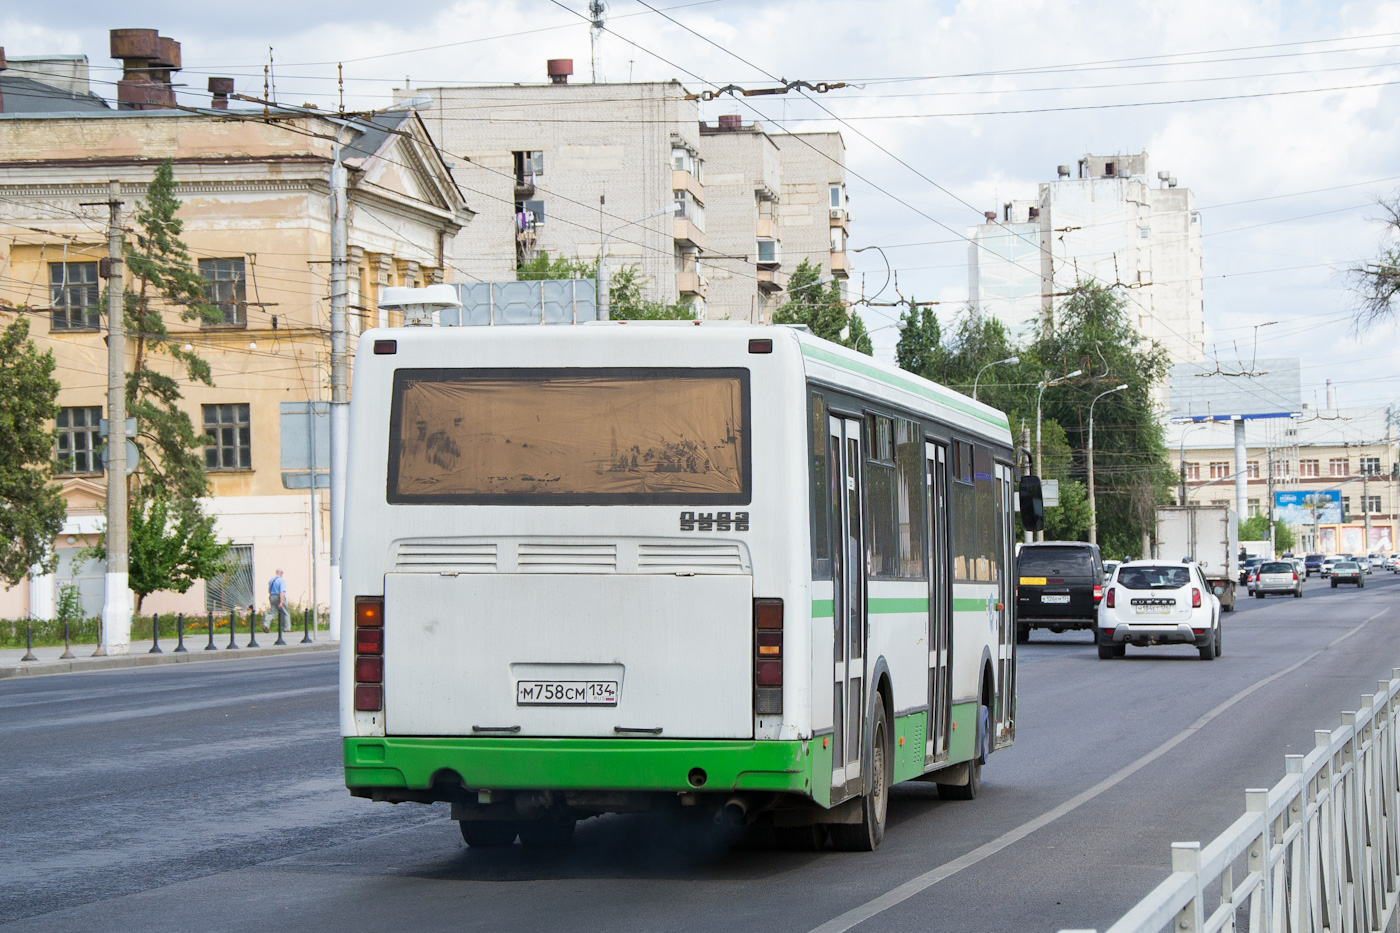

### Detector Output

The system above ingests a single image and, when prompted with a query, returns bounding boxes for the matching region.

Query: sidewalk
[1,628,338,679]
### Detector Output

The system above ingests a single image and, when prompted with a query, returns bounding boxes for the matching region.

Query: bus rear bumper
[344,736,810,796]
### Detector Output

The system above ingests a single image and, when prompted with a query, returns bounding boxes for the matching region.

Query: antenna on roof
[590,0,606,83]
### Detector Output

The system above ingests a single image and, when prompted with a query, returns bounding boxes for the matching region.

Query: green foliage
[0,316,67,586]
[606,266,696,320]
[83,158,231,607]
[1043,479,1092,541]
[771,259,871,355]
[125,492,230,612]
[517,252,597,281]
[1239,515,1295,552]
[56,583,83,628]
[894,302,943,377]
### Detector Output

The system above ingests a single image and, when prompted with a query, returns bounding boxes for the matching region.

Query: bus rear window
[387,368,750,505]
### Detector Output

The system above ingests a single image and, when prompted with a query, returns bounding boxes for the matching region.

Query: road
[3,570,1397,932]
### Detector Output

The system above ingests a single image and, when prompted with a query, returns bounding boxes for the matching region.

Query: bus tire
[772,823,827,851]
[937,704,986,801]
[830,697,889,851]
[459,820,519,848]
[518,817,576,849]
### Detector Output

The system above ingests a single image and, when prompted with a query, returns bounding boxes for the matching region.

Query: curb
[0,641,338,679]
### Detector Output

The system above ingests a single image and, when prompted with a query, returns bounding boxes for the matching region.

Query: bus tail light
[1192,587,1202,608]
[754,599,783,716]
[1105,587,1116,609]
[354,595,384,712]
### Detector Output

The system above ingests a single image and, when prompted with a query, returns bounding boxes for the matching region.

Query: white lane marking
[807,608,1388,933]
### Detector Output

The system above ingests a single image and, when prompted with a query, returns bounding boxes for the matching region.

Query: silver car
[1254,560,1303,598]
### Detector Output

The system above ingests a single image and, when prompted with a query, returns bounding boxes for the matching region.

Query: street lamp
[973,356,1019,401]
[1033,369,1083,542]
[1088,384,1129,545]
[597,203,679,320]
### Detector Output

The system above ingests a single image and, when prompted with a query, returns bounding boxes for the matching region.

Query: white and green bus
[340,322,1042,851]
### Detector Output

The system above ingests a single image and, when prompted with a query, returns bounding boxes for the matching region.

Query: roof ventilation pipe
[110,28,181,110]
[547,59,573,84]
[207,77,233,110]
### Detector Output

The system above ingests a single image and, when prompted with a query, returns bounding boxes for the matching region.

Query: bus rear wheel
[459,820,519,848]
[830,697,889,851]
[938,703,987,801]
[518,817,576,849]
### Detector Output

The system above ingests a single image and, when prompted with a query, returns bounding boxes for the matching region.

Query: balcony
[756,216,778,239]
[678,271,708,298]
[757,267,786,292]
[672,169,705,205]
[830,250,849,277]
[829,208,847,228]
[673,218,706,250]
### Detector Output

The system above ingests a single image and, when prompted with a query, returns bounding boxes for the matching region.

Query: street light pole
[973,356,1019,401]
[1088,383,1128,546]
[597,203,678,320]
[1035,369,1082,542]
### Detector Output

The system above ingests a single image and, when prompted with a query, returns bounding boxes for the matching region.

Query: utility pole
[1022,423,1033,545]
[1267,446,1276,552]
[1363,464,1372,551]
[328,145,349,642]
[100,179,131,655]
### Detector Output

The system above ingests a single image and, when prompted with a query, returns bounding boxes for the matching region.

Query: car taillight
[354,595,384,712]
[754,599,783,716]
[1093,584,1103,603]
[1292,572,1298,582]
[1192,587,1202,608]
[1105,587,1116,608]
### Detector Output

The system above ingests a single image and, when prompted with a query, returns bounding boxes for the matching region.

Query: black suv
[1016,541,1104,643]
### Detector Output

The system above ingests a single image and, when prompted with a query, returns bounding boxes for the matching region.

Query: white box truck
[1154,506,1238,612]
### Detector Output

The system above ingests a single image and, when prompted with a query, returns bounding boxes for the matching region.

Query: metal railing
[1064,669,1400,933]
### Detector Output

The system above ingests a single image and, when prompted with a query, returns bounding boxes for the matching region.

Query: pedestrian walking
[265,568,290,633]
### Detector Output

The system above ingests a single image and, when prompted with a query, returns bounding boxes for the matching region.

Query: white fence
[1065,670,1400,933]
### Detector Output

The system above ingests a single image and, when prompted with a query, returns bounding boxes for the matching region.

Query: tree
[771,259,871,355]
[606,265,696,320]
[1348,193,1400,331]
[0,316,67,586]
[1239,514,1295,553]
[894,301,942,377]
[517,252,596,281]
[85,159,230,606]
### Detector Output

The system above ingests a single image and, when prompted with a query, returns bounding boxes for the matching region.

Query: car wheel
[1332,580,1338,588]
[1199,632,1217,661]
[1016,625,1029,644]
[1255,591,1265,599]
[1294,588,1302,597]
[1215,621,1222,658]
[1097,644,1117,660]
[831,696,891,849]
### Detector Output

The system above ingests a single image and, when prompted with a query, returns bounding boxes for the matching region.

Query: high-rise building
[969,152,1204,364]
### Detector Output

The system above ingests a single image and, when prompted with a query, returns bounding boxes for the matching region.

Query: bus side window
[895,419,925,579]
[865,414,897,578]
[811,391,832,579]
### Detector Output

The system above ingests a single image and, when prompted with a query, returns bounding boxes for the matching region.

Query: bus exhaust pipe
[718,797,748,825]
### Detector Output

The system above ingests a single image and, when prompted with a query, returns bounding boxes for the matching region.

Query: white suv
[1096,561,1222,661]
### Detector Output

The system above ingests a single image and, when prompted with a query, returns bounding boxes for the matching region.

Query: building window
[1299,459,1319,477]
[1248,498,1260,516]
[205,544,254,612]
[203,404,251,470]
[830,225,846,253]
[1185,462,1201,481]
[199,258,247,326]
[520,199,545,227]
[1271,460,1290,477]
[49,262,101,330]
[1360,456,1381,476]
[55,406,103,474]
[513,150,544,179]
[1329,457,1348,476]
[757,238,778,264]
[1246,460,1260,478]
[1209,461,1229,479]
[829,184,843,209]
[674,190,704,230]
[1138,226,1151,239]
[1342,496,1351,517]
[1364,495,1382,514]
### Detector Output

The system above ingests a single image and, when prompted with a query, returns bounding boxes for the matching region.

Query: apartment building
[698,115,848,322]
[408,63,707,310]
[1169,408,1399,554]
[0,32,470,620]
[969,153,1205,365]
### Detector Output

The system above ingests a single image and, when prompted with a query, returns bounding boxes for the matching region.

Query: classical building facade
[0,37,469,620]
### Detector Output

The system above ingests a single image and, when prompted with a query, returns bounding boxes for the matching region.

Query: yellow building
[0,55,470,621]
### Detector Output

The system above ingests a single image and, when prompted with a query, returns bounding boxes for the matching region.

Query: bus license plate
[1041,594,1070,604]
[516,680,619,707]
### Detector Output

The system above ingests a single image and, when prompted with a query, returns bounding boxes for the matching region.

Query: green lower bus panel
[344,737,810,795]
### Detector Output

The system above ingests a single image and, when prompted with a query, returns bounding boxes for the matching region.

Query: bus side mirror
[1019,475,1045,532]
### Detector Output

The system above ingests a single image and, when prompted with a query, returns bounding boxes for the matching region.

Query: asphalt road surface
[4,570,1398,932]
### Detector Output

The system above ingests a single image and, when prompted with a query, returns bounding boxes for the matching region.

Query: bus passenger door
[828,415,865,801]
[925,442,952,765]
[994,465,1016,747]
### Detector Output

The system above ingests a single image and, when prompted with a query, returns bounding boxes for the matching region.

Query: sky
[6,0,1400,413]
